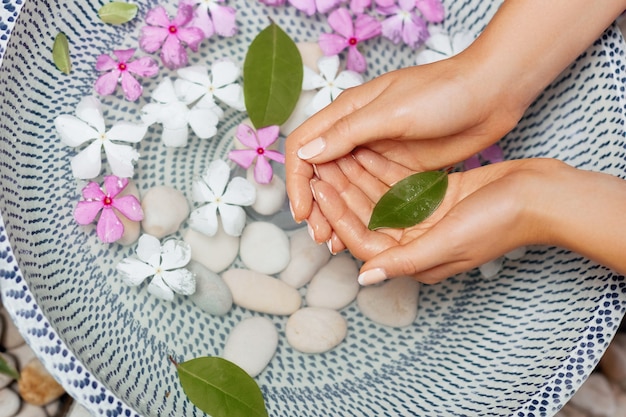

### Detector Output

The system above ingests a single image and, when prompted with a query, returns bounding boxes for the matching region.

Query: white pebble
[0,388,21,417]
[141,185,189,239]
[222,269,301,315]
[239,222,290,275]
[306,253,359,310]
[357,276,420,327]
[118,180,141,246]
[297,42,324,70]
[505,246,527,260]
[222,317,278,377]
[286,307,347,354]
[184,226,239,273]
[479,257,503,279]
[246,169,286,216]
[7,343,35,370]
[0,308,25,350]
[0,353,17,389]
[15,403,48,417]
[280,90,317,136]
[187,261,233,315]
[279,227,331,288]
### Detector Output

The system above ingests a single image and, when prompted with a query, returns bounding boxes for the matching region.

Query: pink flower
[186,0,237,38]
[259,0,286,6]
[94,49,159,101]
[74,176,144,243]
[139,2,205,70]
[318,8,382,73]
[228,124,285,184]
[415,0,445,23]
[378,0,429,49]
[463,144,504,170]
[288,0,342,16]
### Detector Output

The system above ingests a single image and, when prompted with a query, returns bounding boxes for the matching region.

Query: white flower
[302,55,364,116]
[415,30,476,65]
[189,159,256,237]
[175,60,245,111]
[54,96,146,179]
[141,77,221,147]
[116,234,196,301]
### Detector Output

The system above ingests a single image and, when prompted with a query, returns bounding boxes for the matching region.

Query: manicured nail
[326,232,338,255]
[309,178,319,201]
[306,222,317,243]
[357,268,387,286]
[288,201,301,224]
[297,137,326,160]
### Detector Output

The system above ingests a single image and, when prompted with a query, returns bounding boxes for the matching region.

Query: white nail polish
[297,137,326,160]
[357,268,387,286]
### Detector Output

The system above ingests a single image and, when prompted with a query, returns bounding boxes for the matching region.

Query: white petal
[195,96,225,119]
[189,204,219,236]
[162,269,196,296]
[424,33,454,56]
[192,178,216,203]
[161,101,190,130]
[141,103,164,125]
[160,239,192,270]
[103,141,140,178]
[218,204,247,237]
[70,141,103,179]
[107,122,148,144]
[75,96,106,132]
[211,59,241,88]
[479,257,503,279]
[415,50,447,65]
[302,66,326,91]
[203,159,231,197]
[116,257,154,286]
[214,84,245,111]
[147,275,175,301]
[317,55,340,81]
[222,176,256,206]
[329,86,345,102]
[136,234,162,263]
[177,65,211,86]
[451,31,475,55]
[174,78,207,105]
[161,126,189,147]
[151,77,178,104]
[306,88,333,116]
[55,115,99,147]
[333,70,364,89]
[188,108,219,139]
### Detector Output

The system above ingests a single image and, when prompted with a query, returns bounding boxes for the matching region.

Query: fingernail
[309,178,318,201]
[306,222,317,243]
[358,268,387,286]
[326,239,335,255]
[288,201,301,224]
[312,163,320,178]
[297,137,326,160]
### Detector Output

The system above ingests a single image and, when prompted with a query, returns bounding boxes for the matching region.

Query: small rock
[239,222,290,275]
[614,390,626,417]
[187,261,233,316]
[297,42,324,70]
[357,276,420,327]
[15,402,48,417]
[184,226,239,273]
[17,358,66,406]
[222,269,301,315]
[0,308,25,350]
[568,373,615,417]
[7,343,35,371]
[222,317,278,378]
[247,169,286,216]
[479,257,503,278]
[280,90,318,137]
[504,246,526,260]
[0,388,20,417]
[118,180,141,246]
[141,185,189,239]
[279,227,331,289]
[599,332,626,389]
[0,353,17,389]
[286,307,347,354]
[553,403,590,417]
[306,253,359,310]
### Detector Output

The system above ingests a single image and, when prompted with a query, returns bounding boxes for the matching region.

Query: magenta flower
[94,49,159,102]
[378,0,429,49]
[463,144,505,170]
[348,0,394,14]
[186,0,237,38]
[259,0,286,6]
[415,0,445,23]
[288,0,342,16]
[139,2,205,70]
[74,176,144,243]
[228,124,285,184]
[318,8,382,73]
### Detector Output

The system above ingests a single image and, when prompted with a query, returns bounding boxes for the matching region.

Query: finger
[285,147,315,223]
[327,232,346,255]
[352,148,416,186]
[306,200,333,244]
[335,155,391,202]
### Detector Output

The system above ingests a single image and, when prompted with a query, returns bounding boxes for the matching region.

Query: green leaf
[98,2,138,25]
[368,170,448,230]
[243,21,303,129]
[52,32,71,75]
[0,355,19,381]
[174,356,268,417]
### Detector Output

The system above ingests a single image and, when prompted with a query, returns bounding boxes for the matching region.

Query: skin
[284,0,626,282]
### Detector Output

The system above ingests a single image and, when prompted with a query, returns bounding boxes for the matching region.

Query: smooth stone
[17,358,65,406]
[280,90,318,136]
[0,308,24,350]
[357,276,420,327]
[479,257,503,278]
[239,222,290,275]
[184,226,239,273]
[247,168,286,216]
[305,253,360,310]
[286,307,347,354]
[279,227,331,289]
[118,180,141,245]
[599,332,626,388]
[187,261,233,316]
[222,317,278,378]
[15,403,48,417]
[0,353,17,389]
[141,185,189,239]
[0,388,20,417]
[568,373,615,417]
[553,403,590,417]
[297,42,324,70]
[7,344,35,371]
[222,269,301,315]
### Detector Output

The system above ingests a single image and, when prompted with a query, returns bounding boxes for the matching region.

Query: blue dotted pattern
[0,1,625,417]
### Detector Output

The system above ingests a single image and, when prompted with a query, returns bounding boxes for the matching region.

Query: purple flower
[94,49,159,101]
[463,144,504,170]
[228,124,285,184]
[139,2,205,70]
[74,176,144,243]
[415,0,445,23]
[185,0,237,38]
[259,0,287,5]
[318,8,382,73]
[378,0,429,49]
[288,0,342,16]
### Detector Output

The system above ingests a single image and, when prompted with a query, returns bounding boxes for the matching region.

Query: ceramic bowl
[1,1,625,416]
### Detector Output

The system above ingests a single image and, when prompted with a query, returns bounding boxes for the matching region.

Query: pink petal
[74,200,103,225]
[177,27,205,52]
[375,0,395,6]
[81,182,105,200]
[481,144,504,163]
[160,36,188,70]
[127,57,159,77]
[327,8,354,39]
[253,155,274,184]
[189,8,215,38]
[381,15,403,44]
[95,54,117,71]
[415,0,445,23]
[235,123,260,148]
[354,13,382,41]
[112,195,144,222]
[94,71,120,96]
[210,5,237,37]
[120,72,143,101]
[139,26,169,53]
[229,149,258,169]
[263,149,285,164]
[172,2,194,27]
[255,125,280,148]
[402,15,429,49]
[346,46,367,73]
[463,154,481,170]
[103,175,128,198]
[349,0,370,14]
[318,33,348,56]
[113,48,136,63]
[288,0,316,16]
[97,208,124,243]
[145,6,171,27]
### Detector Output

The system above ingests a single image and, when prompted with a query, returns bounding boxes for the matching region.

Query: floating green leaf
[52,32,71,75]
[368,170,448,230]
[173,356,268,417]
[0,355,19,380]
[243,21,303,129]
[98,2,138,25]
